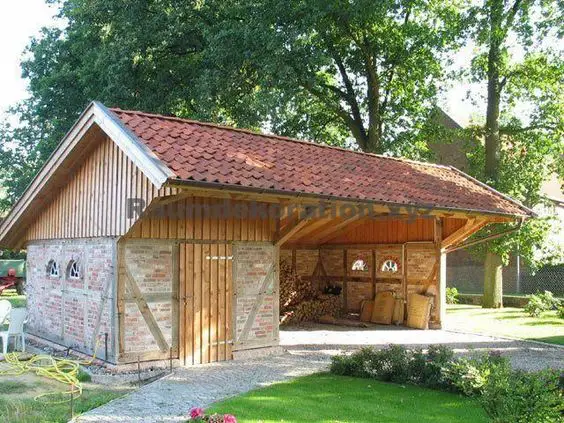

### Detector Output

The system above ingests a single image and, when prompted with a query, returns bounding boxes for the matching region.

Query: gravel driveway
[76,325,563,423]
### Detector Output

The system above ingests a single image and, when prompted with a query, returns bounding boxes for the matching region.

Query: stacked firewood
[279,260,341,325]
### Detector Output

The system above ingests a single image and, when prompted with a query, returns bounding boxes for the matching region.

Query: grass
[208,373,488,423]
[0,289,27,308]
[0,370,133,423]
[447,304,564,345]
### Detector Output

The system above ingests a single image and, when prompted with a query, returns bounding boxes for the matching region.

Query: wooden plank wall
[325,216,466,245]
[180,243,233,365]
[25,136,175,241]
[126,197,277,242]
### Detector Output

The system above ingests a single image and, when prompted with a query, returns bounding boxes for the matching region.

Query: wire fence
[447,261,564,296]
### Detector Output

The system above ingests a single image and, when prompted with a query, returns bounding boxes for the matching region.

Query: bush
[331,345,452,387]
[446,287,459,304]
[331,345,563,422]
[330,347,374,378]
[442,353,509,397]
[557,303,564,319]
[481,368,563,423]
[408,345,454,389]
[525,291,560,317]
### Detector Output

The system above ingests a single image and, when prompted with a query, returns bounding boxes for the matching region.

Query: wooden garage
[0,101,533,366]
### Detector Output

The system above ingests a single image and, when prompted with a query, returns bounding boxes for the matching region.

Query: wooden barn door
[179,243,233,365]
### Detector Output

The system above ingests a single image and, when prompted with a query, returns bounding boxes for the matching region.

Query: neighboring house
[0,102,531,367]
[429,108,564,295]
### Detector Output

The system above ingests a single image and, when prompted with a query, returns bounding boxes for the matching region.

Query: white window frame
[381,259,399,273]
[48,260,60,278]
[351,259,369,272]
[68,261,80,279]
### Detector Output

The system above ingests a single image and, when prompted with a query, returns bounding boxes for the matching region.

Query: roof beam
[441,218,488,251]
[308,214,363,245]
[275,217,312,247]
[288,218,335,243]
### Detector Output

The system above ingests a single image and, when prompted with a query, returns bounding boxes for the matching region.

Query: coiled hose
[0,346,98,403]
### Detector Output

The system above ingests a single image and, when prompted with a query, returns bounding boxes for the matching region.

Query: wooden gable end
[25,132,176,242]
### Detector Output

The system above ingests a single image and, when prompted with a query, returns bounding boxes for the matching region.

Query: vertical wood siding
[180,243,233,365]
[126,197,278,242]
[25,136,175,241]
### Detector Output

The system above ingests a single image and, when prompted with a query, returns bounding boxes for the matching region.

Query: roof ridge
[109,107,453,171]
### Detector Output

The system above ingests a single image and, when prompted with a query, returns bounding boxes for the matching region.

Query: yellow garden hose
[0,343,99,403]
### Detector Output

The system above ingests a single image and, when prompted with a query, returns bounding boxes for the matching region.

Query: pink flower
[189,407,205,419]
[223,414,237,423]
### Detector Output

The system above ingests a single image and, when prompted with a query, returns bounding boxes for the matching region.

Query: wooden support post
[434,218,446,327]
[342,249,348,314]
[371,249,376,300]
[438,251,447,327]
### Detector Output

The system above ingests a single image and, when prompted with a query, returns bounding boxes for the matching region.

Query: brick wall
[233,244,278,350]
[296,250,318,276]
[281,245,441,317]
[27,238,116,360]
[121,242,175,356]
[406,244,439,323]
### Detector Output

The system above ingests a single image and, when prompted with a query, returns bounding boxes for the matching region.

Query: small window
[47,260,60,278]
[381,259,399,273]
[351,259,368,272]
[68,260,80,279]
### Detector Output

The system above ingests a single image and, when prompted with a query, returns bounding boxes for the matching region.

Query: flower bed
[188,407,236,423]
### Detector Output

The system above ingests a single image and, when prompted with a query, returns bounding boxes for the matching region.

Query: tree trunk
[483,251,503,308]
[483,0,504,308]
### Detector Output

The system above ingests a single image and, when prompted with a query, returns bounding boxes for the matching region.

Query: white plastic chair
[0,300,11,326]
[0,308,26,354]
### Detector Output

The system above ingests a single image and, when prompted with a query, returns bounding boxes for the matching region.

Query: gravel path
[75,352,328,423]
[281,323,564,371]
[76,325,563,423]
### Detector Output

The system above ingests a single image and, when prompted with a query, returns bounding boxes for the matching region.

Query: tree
[206,0,463,154]
[0,0,464,212]
[466,0,563,307]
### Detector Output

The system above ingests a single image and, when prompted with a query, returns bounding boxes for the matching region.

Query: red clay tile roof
[110,108,532,217]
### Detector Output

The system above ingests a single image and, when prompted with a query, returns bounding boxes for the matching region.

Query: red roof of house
[111,108,532,217]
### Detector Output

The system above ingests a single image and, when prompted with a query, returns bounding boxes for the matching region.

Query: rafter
[275,217,312,247]
[441,218,488,251]
[307,214,363,245]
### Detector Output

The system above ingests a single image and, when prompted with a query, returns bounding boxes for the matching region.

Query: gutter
[444,218,524,253]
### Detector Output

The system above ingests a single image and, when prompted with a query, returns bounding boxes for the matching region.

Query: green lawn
[0,372,133,423]
[0,289,27,308]
[447,304,564,345]
[208,373,488,423]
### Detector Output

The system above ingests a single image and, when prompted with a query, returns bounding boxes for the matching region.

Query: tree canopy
[0,0,466,209]
[0,0,562,274]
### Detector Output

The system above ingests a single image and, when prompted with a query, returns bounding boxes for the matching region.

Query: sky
[0,1,60,117]
[0,1,479,126]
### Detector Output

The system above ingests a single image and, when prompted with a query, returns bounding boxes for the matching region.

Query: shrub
[446,287,459,304]
[442,353,509,397]
[331,345,563,422]
[557,303,564,319]
[330,347,374,378]
[481,368,563,423]
[365,345,410,383]
[525,291,560,317]
[331,345,451,387]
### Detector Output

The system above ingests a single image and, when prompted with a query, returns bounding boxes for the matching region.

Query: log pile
[279,260,341,325]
